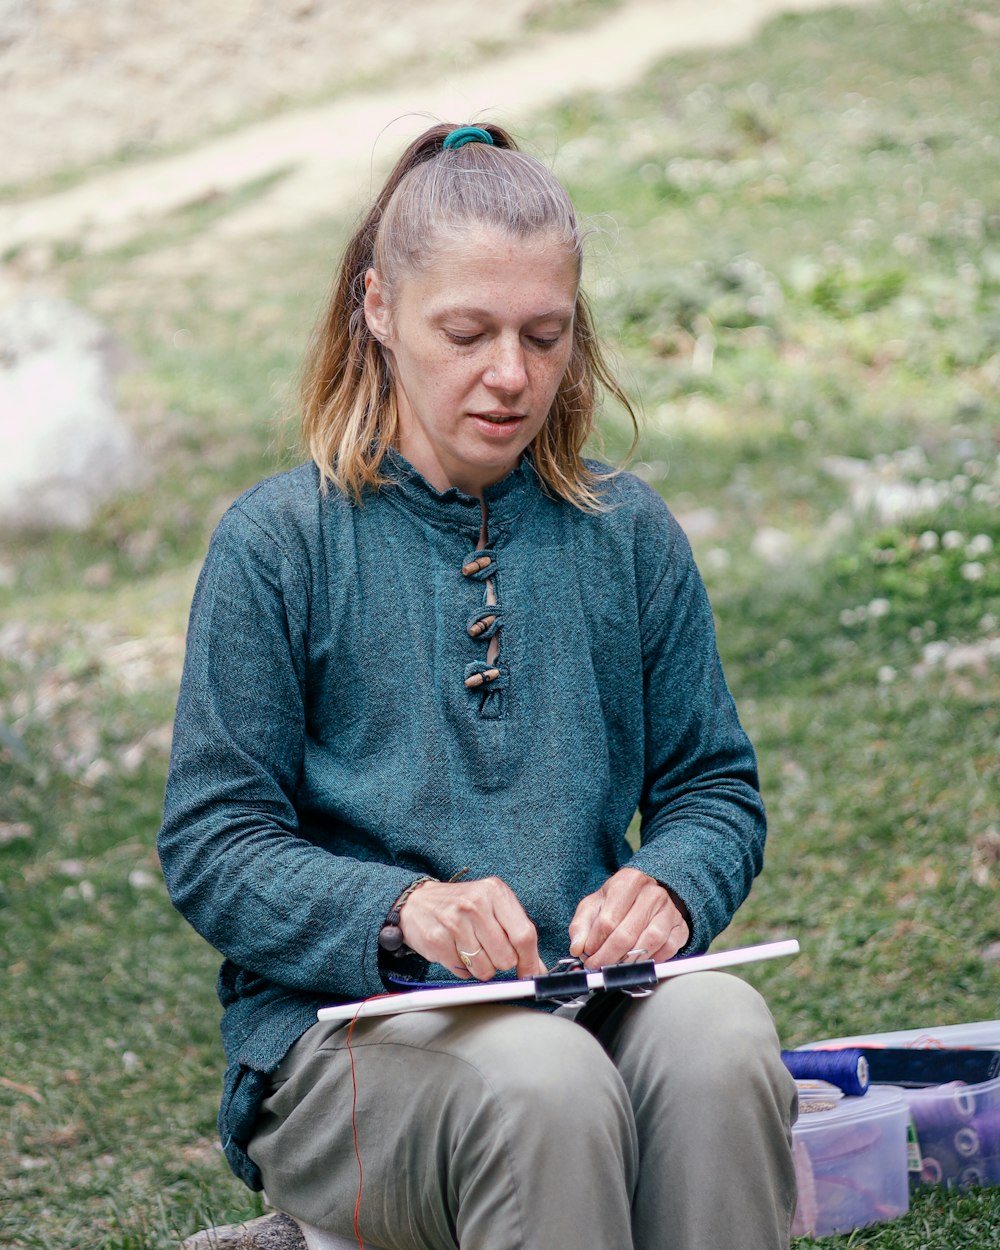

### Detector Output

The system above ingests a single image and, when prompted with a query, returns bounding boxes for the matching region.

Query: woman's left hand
[567,867,690,968]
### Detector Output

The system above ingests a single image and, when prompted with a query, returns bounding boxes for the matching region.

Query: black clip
[601,960,658,997]
[534,956,590,1003]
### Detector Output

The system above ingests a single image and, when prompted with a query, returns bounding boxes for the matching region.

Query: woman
[159,122,797,1250]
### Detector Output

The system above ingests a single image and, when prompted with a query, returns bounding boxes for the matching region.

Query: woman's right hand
[398,876,546,981]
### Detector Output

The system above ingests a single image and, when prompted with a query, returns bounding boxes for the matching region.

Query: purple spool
[959,1163,987,1188]
[907,1083,971,1186]
[955,1106,1000,1160]
[907,1082,974,1133]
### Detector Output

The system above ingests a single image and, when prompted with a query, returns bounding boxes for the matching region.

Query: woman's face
[364,225,578,498]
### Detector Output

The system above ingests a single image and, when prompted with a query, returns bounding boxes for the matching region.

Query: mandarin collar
[380,449,539,534]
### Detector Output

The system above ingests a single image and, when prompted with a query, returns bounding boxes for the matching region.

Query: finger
[448,881,535,978]
[577,871,652,964]
[568,890,602,958]
[645,916,689,963]
[401,877,542,979]
[584,896,652,967]
[587,895,689,968]
[452,939,497,982]
[580,870,679,966]
[487,880,545,977]
[400,880,496,969]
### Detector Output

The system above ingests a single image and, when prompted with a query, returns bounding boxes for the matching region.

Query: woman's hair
[300,120,637,509]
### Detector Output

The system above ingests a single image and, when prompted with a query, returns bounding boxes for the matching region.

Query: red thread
[346,1010,366,1250]
[340,993,401,1250]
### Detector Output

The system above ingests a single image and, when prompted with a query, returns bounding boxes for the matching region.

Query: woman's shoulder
[202,462,355,582]
[580,460,685,544]
[216,461,350,541]
[226,460,326,524]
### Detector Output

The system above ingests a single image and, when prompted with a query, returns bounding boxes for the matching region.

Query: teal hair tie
[442,126,494,151]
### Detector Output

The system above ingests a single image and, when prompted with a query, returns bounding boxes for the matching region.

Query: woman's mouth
[470,411,525,437]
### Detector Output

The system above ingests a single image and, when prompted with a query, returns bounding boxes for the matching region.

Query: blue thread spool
[782,1049,870,1097]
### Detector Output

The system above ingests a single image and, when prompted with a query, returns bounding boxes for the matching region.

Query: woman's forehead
[399,225,579,312]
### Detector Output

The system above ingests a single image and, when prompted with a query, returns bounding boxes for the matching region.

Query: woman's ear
[364,269,390,344]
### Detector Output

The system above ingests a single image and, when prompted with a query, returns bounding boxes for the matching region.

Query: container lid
[806,1020,1000,1050]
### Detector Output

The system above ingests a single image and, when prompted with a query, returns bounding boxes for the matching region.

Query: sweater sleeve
[157,503,418,1001]
[624,497,766,954]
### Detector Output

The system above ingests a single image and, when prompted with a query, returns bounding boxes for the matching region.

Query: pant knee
[462,1009,630,1121]
[656,974,797,1130]
[662,972,778,1057]
[603,972,790,1106]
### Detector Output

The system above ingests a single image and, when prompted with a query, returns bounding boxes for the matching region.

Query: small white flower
[961,562,985,582]
[868,597,892,619]
[966,534,994,558]
[918,530,939,551]
[839,609,857,627]
[981,614,998,632]
[942,530,965,549]
[877,666,897,684]
[705,547,731,572]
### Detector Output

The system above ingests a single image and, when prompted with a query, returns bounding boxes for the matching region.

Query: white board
[317,938,799,1022]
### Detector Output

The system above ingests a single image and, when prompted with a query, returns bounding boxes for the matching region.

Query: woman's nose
[485,338,528,393]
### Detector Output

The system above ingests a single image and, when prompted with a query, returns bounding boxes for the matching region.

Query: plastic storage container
[791,1086,911,1237]
[905,1075,1000,1187]
[804,1020,1000,1190]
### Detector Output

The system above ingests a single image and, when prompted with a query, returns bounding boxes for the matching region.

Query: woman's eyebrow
[433,304,575,322]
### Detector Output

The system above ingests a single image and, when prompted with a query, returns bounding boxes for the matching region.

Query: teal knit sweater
[158,453,766,1189]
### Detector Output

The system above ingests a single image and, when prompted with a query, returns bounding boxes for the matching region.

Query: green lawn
[2,1,999,1245]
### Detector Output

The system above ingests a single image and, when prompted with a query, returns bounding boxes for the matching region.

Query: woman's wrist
[378,875,434,954]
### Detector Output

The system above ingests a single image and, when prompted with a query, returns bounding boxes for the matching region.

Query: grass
[2,0,1000,1245]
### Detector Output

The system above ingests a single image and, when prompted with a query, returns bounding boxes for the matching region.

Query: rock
[0,292,143,534]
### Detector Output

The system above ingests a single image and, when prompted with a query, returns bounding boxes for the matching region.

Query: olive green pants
[248,971,798,1250]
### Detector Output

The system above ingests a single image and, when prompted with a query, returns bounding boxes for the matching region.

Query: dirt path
[2,0,873,265]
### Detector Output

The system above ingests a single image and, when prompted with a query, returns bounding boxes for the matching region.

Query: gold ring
[458,947,483,970]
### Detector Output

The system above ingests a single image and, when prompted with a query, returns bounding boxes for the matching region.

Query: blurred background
[1,1,998,1246]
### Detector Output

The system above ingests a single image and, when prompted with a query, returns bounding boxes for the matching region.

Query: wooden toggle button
[462,555,493,576]
[467,615,497,638]
[464,668,501,689]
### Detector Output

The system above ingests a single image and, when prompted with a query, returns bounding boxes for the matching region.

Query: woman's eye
[446,332,481,345]
[529,336,561,350]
